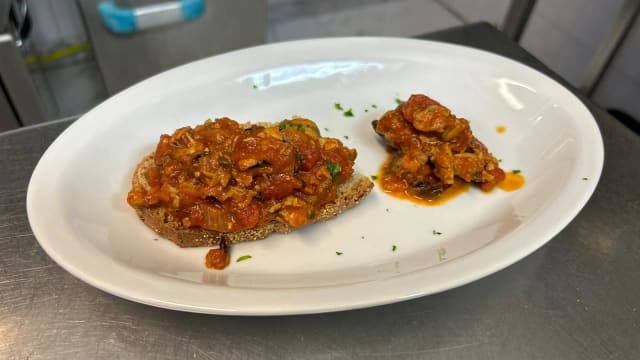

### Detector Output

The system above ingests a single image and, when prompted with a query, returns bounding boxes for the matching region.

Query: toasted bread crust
[131,154,373,247]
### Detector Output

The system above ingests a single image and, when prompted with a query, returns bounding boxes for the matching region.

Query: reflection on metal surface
[496,77,537,110]
[237,61,384,89]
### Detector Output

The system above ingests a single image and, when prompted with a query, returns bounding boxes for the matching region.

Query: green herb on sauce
[296,124,304,132]
[512,169,521,175]
[334,102,344,111]
[370,175,378,180]
[326,162,342,179]
[236,255,252,262]
[336,251,343,256]
[392,245,397,252]
[427,107,436,113]
[432,230,442,235]
[343,109,354,117]
[395,98,404,105]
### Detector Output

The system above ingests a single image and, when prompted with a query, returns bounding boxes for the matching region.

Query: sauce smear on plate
[497,172,525,191]
[376,174,471,206]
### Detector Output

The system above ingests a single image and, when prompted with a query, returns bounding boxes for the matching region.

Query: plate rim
[26,36,604,315]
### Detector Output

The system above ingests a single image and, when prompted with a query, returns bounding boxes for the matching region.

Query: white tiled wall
[520,0,626,86]
[441,0,639,122]
[593,15,640,119]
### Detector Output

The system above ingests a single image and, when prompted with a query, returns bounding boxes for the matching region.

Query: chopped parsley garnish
[324,127,329,132]
[432,230,442,235]
[361,236,365,239]
[364,109,369,112]
[392,245,397,252]
[498,159,503,163]
[336,251,343,256]
[370,175,378,180]
[252,84,258,89]
[427,107,436,113]
[334,102,344,111]
[385,208,390,212]
[395,98,404,105]
[343,135,349,140]
[343,109,354,117]
[582,177,588,180]
[326,161,342,179]
[278,121,307,132]
[371,104,378,108]
[236,255,252,262]
[512,169,521,175]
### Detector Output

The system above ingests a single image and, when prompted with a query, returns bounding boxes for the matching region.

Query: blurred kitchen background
[1,0,639,132]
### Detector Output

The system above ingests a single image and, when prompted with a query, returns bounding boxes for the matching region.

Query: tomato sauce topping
[372,94,506,201]
[127,118,357,233]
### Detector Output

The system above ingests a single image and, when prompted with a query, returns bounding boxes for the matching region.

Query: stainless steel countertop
[2,23,639,359]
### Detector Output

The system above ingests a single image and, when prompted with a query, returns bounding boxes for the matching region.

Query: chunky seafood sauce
[372,94,505,201]
[127,117,357,233]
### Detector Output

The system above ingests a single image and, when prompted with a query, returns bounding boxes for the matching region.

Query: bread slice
[131,154,373,248]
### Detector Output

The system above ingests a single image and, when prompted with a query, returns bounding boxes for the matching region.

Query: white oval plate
[27,38,603,315]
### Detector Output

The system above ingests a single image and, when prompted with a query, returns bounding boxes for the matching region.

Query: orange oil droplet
[498,172,525,192]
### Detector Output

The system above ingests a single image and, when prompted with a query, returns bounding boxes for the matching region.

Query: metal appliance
[76,0,267,94]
